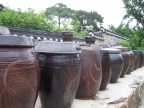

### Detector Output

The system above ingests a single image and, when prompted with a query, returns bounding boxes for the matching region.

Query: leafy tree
[45,3,74,27]
[110,24,144,50]
[109,23,132,38]
[71,18,81,32]
[75,10,103,31]
[0,3,4,11]
[0,7,55,31]
[123,0,144,29]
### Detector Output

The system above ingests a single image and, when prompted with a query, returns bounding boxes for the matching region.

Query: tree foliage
[0,7,55,31]
[45,3,74,26]
[110,24,144,50]
[45,3,104,32]
[74,10,104,31]
[123,0,144,28]
[109,23,132,38]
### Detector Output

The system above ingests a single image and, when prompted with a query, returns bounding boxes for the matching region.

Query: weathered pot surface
[0,35,40,108]
[113,46,130,78]
[105,48,124,83]
[36,40,81,108]
[76,41,102,99]
[99,48,112,90]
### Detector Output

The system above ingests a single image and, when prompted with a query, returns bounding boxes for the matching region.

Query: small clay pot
[62,31,73,42]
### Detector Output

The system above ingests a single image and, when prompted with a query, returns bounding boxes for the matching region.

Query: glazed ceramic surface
[0,36,40,108]
[76,45,102,99]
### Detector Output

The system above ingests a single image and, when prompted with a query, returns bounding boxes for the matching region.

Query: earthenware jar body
[133,50,140,70]
[109,49,123,83]
[127,50,134,74]
[120,51,130,77]
[138,51,143,68]
[99,49,111,90]
[113,47,130,78]
[76,45,102,99]
[141,51,144,67]
[0,36,40,108]
[35,41,81,108]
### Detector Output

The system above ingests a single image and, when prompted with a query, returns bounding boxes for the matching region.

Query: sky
[0,0,126,28]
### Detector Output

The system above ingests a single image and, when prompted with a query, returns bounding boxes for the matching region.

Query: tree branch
[60,18,68,24]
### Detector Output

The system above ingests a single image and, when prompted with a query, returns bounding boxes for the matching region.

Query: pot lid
[99,43,110,48]
[112,46,129,51]
[0,35,34,47]
[35,41,81,54]
[100,48,121,54]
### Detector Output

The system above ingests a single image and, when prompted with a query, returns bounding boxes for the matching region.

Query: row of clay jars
[100,47,124,84]
[133,50,144,70]
[0,36,40,108]
[84,42,123,91]
[112,47,131,78]
[97,43,124,83]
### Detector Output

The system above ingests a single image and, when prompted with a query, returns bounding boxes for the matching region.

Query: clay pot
[76,37,102,99]
[141,51,144,67]
[0,36,40,108]
[127,50,134,74]
[133,50,140,70]
[85,36,96,45]
[108,48,124,83]
[138,51,143,68]
[76,43,102,99]
[99,49,111,90]
[62,31,73,42]
[113,47,130,78]
[90,45,110,90]
[35,41,81,108]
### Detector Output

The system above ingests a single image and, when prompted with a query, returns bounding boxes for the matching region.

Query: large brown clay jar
[76,44,102,99]
[99,49,111,90]
[108,48,124,83]
[35,41,81,108]
[90,44,110,90]
[0,36,40,108]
